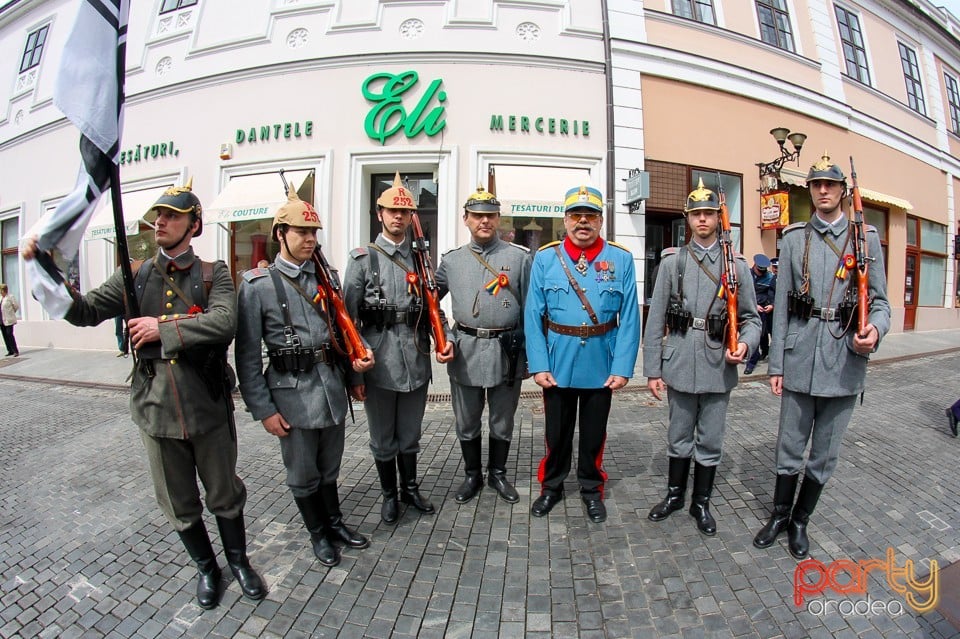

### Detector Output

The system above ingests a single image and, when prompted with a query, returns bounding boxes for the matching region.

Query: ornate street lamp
[757,127,807,192]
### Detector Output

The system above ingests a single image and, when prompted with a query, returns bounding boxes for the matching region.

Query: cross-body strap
[553,245,599,325]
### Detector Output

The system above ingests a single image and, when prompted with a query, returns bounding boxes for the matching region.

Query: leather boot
[487,437,519,503]
[688,462,717,536]
[293,494,340,567]
[648,457,691,521]
[375,458,399,524]
[215,516,265,600]
[788,475,824,560]
[753,474,799,549]
[177,522,221,609]
[455,438,484,503]
[397,453,435,513]
[319,484,369,549]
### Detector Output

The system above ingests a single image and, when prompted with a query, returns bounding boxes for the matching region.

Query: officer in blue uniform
[744,253,776,374]
[524,185,640,523]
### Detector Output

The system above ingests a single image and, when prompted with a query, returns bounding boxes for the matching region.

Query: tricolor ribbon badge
[313,284,328,312]
[836,254,855,280]
[406,271,420,296]
[485,273,510,296]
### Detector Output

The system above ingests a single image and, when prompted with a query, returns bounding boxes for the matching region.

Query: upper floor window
[673,0,716,25]
[945,73,960,135]
[835,5,871,85]
[160,0,197,14]
[20,25,49,73]
[756,0,795,52]
[898,43,925,114]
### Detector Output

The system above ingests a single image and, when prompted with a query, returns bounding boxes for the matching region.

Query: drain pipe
[600,0,616,241]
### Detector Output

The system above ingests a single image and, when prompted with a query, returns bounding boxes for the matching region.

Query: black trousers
[537,386,612,500]
[1,324,17,355]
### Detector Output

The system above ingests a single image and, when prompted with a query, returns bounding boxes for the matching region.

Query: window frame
[945,72,960,135]
[19,24,49,74]
[672,0,717,26]
[834,4,871,86]
[898,42,926,115]
[159,0,198,15]
[756,0,795,52]
[907,216,948,307]
[1,216,21,303]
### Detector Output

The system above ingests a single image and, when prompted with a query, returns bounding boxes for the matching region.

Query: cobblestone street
[1,352,958,638]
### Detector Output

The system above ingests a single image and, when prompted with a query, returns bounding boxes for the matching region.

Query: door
[903,247,918,331]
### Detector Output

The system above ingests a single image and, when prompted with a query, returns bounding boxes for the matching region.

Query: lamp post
[757,127,807,193]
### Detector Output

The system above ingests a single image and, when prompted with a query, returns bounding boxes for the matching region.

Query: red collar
[563,236,604,263]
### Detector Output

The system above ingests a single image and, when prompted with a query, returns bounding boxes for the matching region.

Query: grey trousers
[364,383,429,461]
[139,427,246,531]
[775,389,857,483]
[279,424,345,497]
[666,388,730,466]
[450,379,522,442]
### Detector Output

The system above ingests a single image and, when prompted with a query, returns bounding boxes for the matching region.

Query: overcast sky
[935,0,960,19]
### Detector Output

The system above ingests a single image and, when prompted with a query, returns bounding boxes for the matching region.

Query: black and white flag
[26,0,130,318]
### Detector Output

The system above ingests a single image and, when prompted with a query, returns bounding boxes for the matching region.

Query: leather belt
[810,306,837,321]
[455,323,513,339]
[546,318,617,338]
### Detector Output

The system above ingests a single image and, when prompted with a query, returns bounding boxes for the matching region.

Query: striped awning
[778,170,913,210]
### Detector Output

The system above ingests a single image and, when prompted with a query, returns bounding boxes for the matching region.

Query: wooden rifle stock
[849,157,870,336]
[716,177,740,354]
[410,213,448,353]
[311,248,368,364]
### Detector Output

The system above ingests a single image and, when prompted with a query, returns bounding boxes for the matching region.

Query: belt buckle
[395,311,407,323]
[692,317,706,330]
[825,308,836,321]
[577,325,591,338]
[476,327,492,339]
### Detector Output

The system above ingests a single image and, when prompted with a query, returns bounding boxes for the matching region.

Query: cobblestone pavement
[1,353,958,638]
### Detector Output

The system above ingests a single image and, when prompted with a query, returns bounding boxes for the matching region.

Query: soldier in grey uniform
[753,154,890,559]
[23,180,264,609]
[435,186,532,504]
[643,179,760,535]
[236,189,375,568]
[343,173,454,524]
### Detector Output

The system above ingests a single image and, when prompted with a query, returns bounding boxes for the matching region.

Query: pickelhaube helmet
[463,185,501,214]
[272,186,321,237]
[144,176,203,236]
[376,172,417,210]
[805,152,846,185]
[684,177,720,213]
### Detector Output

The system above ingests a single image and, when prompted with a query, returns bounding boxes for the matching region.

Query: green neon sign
[362,71,447,145]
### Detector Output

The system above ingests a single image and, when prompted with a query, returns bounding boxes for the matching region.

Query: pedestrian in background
[524,185,640,523]
[744,253,775,375]
[753,155,890,560]
[0,283,20,357]
[343,173,454,524]
[23,180,264,610]
[436,185,532,504]
[643,179,760,535]
[946,399,959,437]
[236,188,375,568]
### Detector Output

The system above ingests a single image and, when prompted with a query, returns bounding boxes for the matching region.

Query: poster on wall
[761,190,790,229]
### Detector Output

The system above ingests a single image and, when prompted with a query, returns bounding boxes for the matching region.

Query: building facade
[0,0,957,350]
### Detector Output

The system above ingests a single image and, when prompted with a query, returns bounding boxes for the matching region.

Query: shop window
[20,24,49,73]
[1,217,20,300]
[835,5,871,85]
[944,72,960,136]
[690,169,742,251]
[672,0,716,25]
[160,0,197,14]
[863,204,889,278]
[898,42,925,115]
[908,216,948,306]
[370,173,439,267]
[756,0,794,52]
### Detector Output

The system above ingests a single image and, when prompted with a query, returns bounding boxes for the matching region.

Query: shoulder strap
[267,267,299,347]
[552,245,599,325]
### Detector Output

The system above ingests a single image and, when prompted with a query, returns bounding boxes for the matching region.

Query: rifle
[716,174,740,354]
[409,212,448,354]
[848,157,871,337]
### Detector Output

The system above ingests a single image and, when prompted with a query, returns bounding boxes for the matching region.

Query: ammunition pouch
[665,303,692,334]
[838,298,857,327]
[787,290,815,319]
[360,303,424,330]
[706,312,727,341]
[178,344,233,401]
[267,343,334,374]
[498,328,526,386]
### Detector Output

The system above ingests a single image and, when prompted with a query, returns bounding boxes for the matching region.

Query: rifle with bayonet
[716,174,740,354]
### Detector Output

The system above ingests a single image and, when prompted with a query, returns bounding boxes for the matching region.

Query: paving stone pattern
[1,354,958,638]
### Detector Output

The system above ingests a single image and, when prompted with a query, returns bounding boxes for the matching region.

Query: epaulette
[509,242,531,253]
[349,246,369,259]
[734,253,748,261]
[660,246,679,258]
[782,221,806,234]
[608,241,631,253]
[242,267,269,282]
[864,224,879,234]
[441,246,457,257]
[538,240,562,251]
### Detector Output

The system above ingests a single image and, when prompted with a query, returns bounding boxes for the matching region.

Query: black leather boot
[319,484,369,549]
[398,453,435,513]
[753,473,799,549]
[788,476,824,560]
[293,494,340,567]
[177,522,221,609]
[688,463,717,536]
[487,437,519,503]
[455,438,484,503]
[375,458,399,524]
[648,457,691,522]
[216,516,265,600]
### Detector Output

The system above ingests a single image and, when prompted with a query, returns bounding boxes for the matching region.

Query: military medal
[836,254,855,280]
[576,251,588,276]
[484,273,510,296]
[594,260,616,282]
[406,271,419,295]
